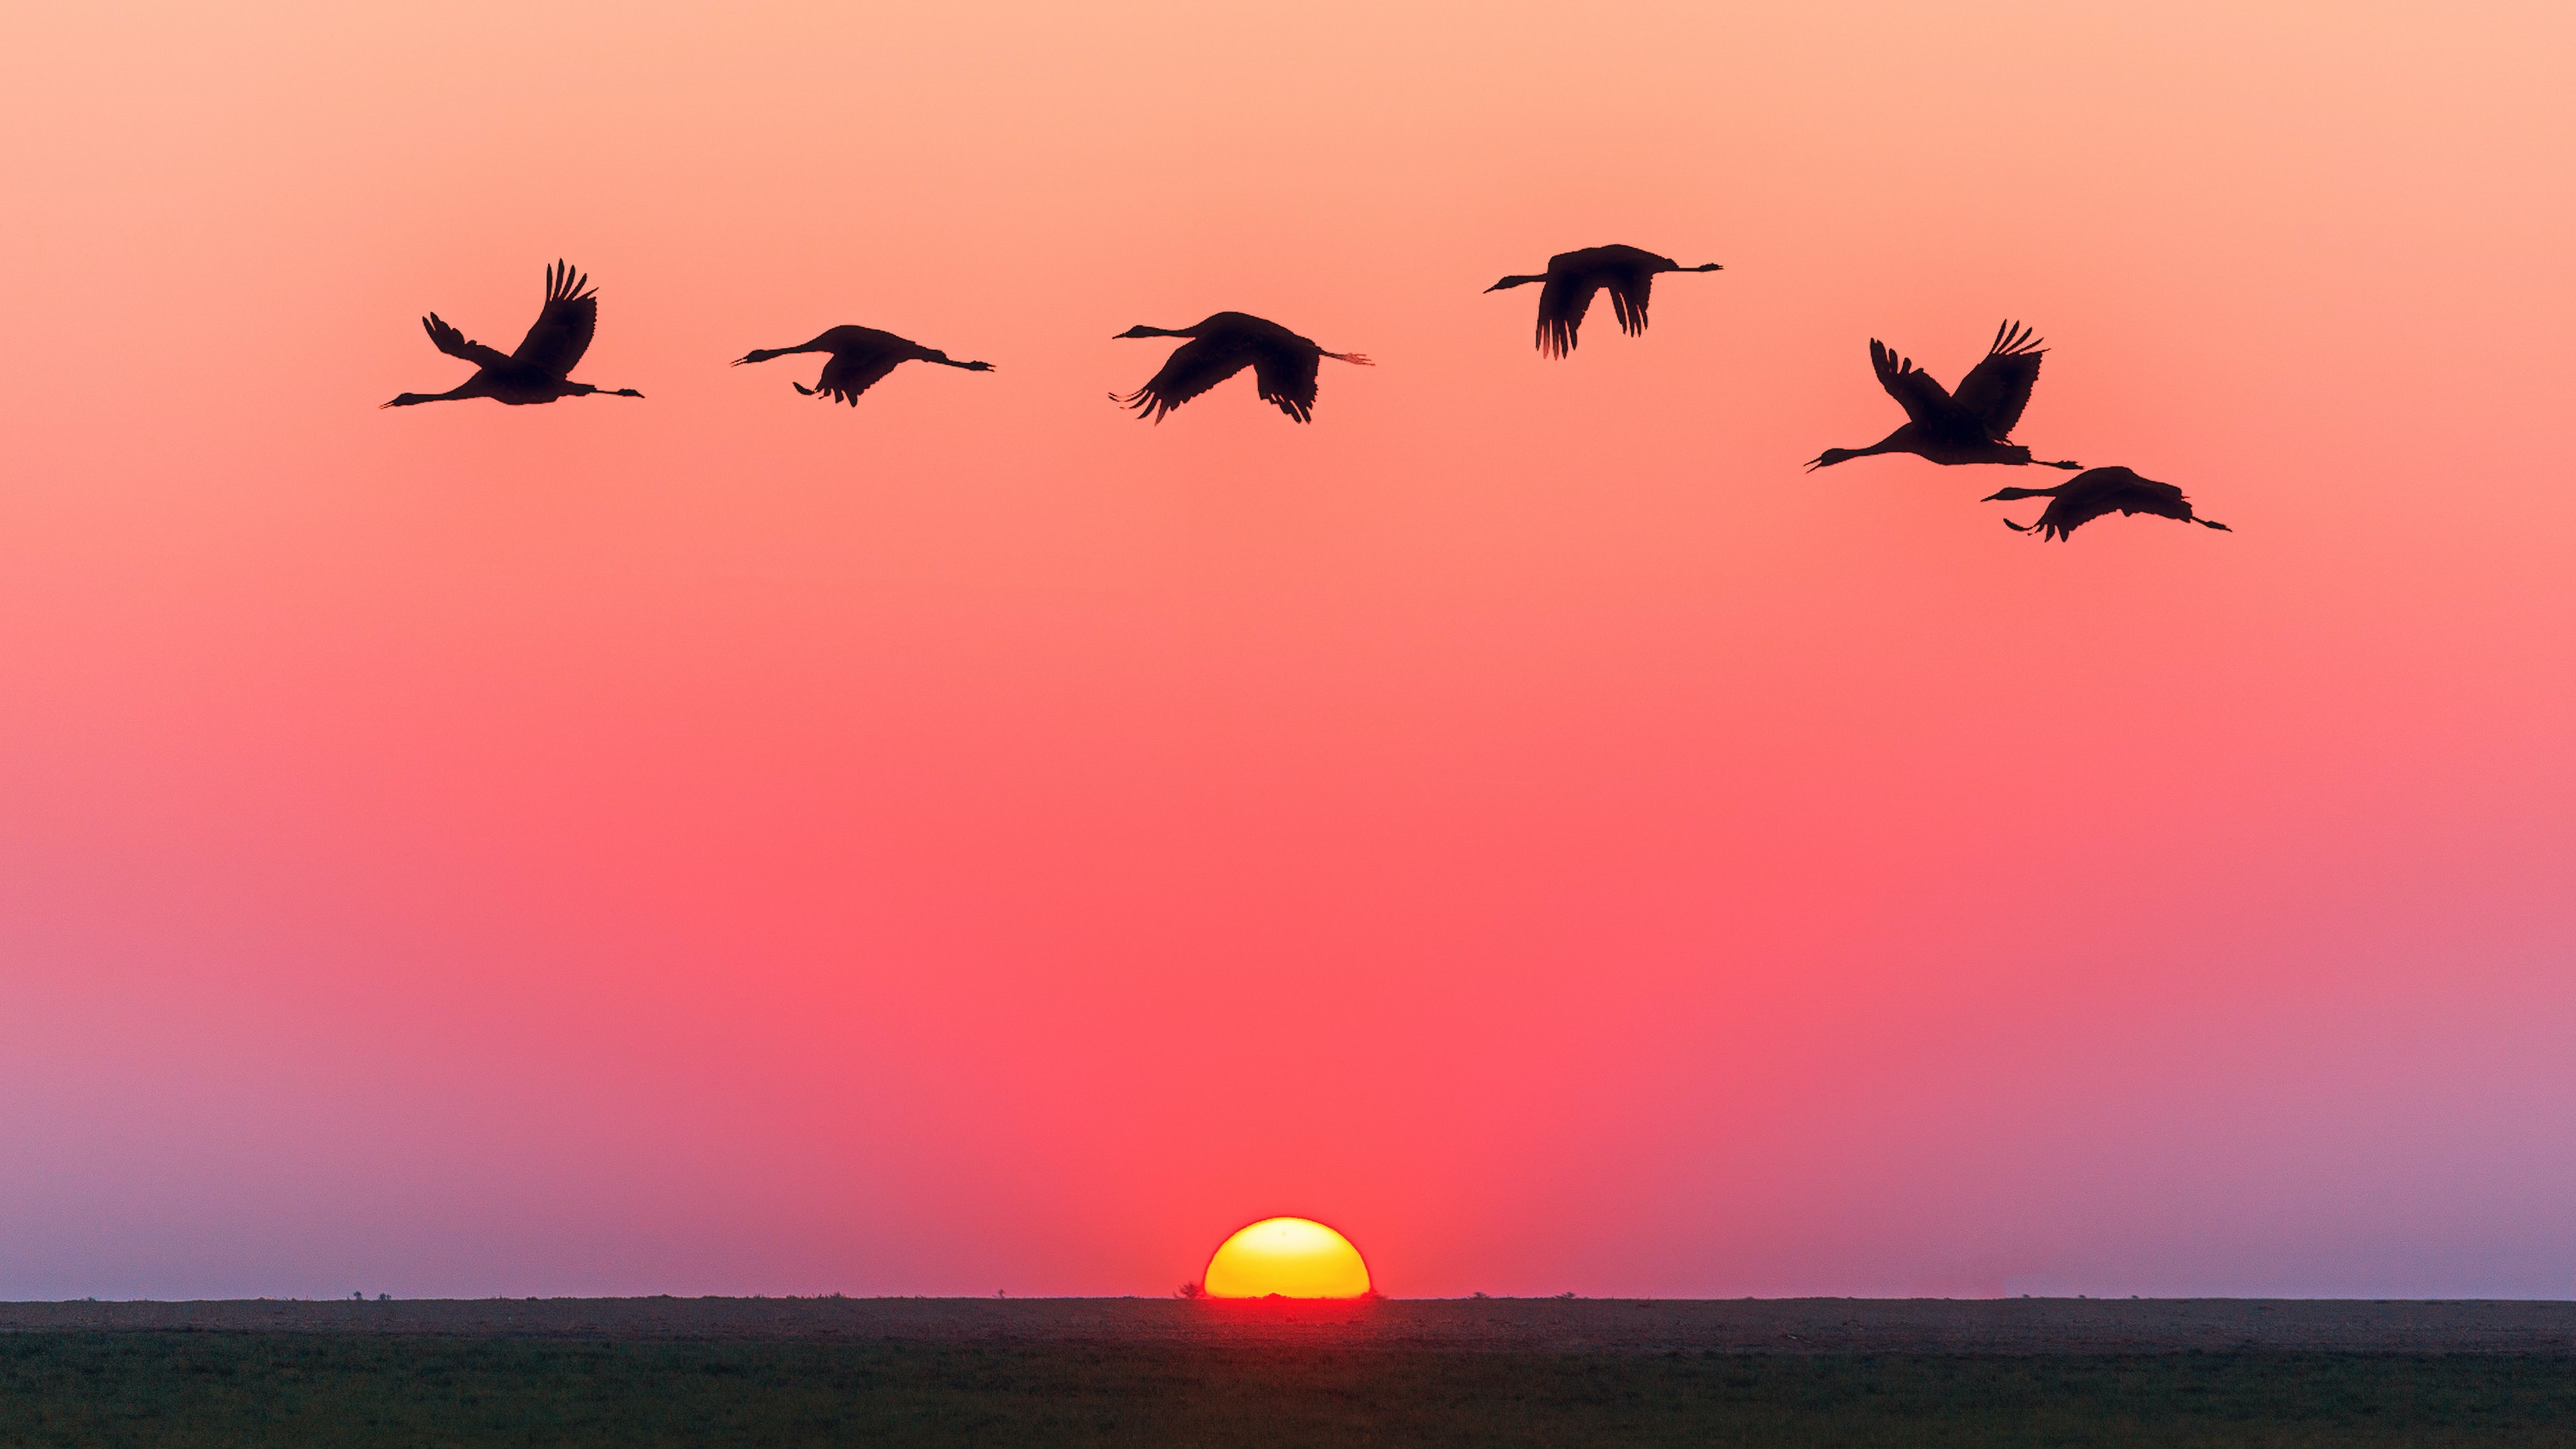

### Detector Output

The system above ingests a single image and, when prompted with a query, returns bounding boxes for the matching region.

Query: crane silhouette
[1112,312,1372,423]
[1484,244,1723,357]
[1807,321,2078,471]
[1985,467,2231,540]
[733,325,994,405]
[382,261,643,409]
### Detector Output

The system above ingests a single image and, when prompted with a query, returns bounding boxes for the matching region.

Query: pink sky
[3,0,2573,1299]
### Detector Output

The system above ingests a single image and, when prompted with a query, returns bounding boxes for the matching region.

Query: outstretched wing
[509,260,599,379]
[2093,470,2188,519]
[1117,336,1256,423]
[1949,321,2047,439]
[1870,339,1970,434]
[1535,272,1605,357]
[1250,339,1322,423]
[807,347,908,405]
[1603,259,1658,337]
[421,313,509,370]
[2021,468,2194,539]
[2098,470,2222,529]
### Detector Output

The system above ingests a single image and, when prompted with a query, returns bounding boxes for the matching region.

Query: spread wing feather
[1535,272,1603,358]
[422,313,510,370]
[1604,258,1658,337]
[805,345,908,405]
[1250,339,1322,423]
[1118,336,1256,423]
[1870,339,1976,437]
[509,260,599,378]
[1949,320,2047,439]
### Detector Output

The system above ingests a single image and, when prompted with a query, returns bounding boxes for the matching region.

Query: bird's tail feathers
[1324,351,1373,366]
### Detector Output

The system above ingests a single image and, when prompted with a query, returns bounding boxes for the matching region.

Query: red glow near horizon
[1,1,2573,1303]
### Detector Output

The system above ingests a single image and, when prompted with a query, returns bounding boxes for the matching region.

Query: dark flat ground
[12,1310,2576,1446]
[9,1296,2574,1354]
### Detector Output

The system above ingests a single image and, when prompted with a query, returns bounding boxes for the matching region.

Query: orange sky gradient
[3,0,2573,1299]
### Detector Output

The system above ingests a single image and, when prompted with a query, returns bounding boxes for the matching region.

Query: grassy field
[7,1333,2576,1447]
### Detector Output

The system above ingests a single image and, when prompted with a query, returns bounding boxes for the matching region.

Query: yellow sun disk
[1202,1218,1372,1299]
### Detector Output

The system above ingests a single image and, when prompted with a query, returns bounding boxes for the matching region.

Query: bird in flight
[1807,321,2078,471]
[382,261,643,409]
[1112,312,1371,423]
[1483,244,1723,358]
[1985,467,2231,540]
[733,325,994,405]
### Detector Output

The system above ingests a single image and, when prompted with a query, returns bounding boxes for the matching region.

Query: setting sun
[1201,1218,1373,1299]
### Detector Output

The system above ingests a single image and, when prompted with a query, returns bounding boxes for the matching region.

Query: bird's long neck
[382,382,476,408]
[737,339,833,366]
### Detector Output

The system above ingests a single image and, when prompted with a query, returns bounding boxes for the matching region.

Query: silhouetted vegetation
[5,1333,2575,1446]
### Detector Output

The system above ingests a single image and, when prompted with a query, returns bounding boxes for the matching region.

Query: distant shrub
[1175,1281,1204,1299]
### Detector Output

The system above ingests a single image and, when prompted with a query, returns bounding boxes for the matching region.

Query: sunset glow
[1202,1219,1373,1299]
[2,0,2573,1305]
